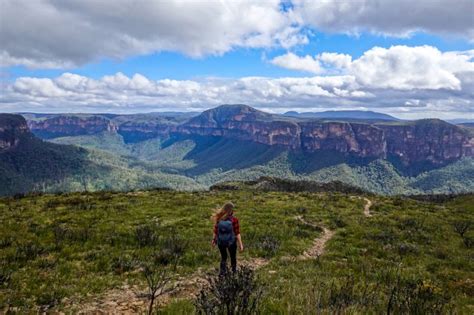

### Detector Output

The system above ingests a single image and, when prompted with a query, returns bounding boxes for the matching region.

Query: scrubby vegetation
[0,189,472,313]
[41,133,474,195]
[195,266,264,315]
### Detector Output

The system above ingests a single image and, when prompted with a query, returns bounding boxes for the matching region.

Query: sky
[0,0,473,119]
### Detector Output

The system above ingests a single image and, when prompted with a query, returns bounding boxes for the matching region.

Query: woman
[212,202,244,275]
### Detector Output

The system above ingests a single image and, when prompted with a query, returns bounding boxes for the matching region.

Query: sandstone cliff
[23,105,474,166]
[177,105,473,164]
[0,114,31,150]
[28,115,118,139]
[378,120,474,165]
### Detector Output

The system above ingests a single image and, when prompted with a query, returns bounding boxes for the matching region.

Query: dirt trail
[301,226,335,259]
[363,197,373,217]
[67,198,379,313]
[71,257,269,314]
[350,196,373,217]
[294,215,335,259]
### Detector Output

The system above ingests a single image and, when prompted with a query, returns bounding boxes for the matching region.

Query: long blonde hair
[212,202,235,223]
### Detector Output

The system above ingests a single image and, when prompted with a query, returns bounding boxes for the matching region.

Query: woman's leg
[218,244,228,275]
[229,242,237,273]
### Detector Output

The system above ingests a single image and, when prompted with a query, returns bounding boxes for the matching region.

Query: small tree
[141,263,172,315]
[140,234,186,314]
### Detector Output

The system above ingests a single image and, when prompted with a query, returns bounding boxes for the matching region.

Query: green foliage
[195,266,264,315]
[0,191,473,313]
[2,127,473,195]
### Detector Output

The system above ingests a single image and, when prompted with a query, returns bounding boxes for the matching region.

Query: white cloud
[1,0,472,69]
[271,46,474,90]
[293,0,474,39]
[1,67,473,119]
[270,53,323,74]
[270,52,353,74]
[0,0,305,69]
[318,53,352,69]
[351,46,474,90]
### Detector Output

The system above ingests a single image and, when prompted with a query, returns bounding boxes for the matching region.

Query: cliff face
[177,105,473,164]
[177,105,302,148]
[23,105,474,166]
[27,115,175,143]
[0,114,30,150]
[379,120,474,165]
[28,116,118,139]
[300,121,386,158]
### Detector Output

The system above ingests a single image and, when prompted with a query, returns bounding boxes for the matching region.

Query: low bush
[195,266,265,315]
[256,235,280,258]
[135,223,160,247]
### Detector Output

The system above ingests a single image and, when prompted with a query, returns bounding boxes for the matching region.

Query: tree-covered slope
[42,131,474,195]
[0,115,204,195]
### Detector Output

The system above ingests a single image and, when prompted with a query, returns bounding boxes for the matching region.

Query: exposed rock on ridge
[0,114,30,150]
[28,115,118,139]
[23,104,474,166]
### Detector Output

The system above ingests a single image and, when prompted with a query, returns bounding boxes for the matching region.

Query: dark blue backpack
[217,219,235,247]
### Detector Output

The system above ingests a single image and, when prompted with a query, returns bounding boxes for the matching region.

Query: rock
[21,105,474,166]
[0,114,30,150]
[27,115,118,139]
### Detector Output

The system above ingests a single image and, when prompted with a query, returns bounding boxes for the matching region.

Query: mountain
[0,114,94,195]
[283,110,399,121]
[176,105,473,167]
[0,114,203,195]
[14,105,474,195]
[447,118,474,124]
[25,111,197,142]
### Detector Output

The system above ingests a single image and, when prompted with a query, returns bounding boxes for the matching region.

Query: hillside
[0,114,203,195]
[26,105,474,167]
[13,105,474,195]
[1,189,472,313]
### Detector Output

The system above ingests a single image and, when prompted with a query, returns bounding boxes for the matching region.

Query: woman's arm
[236,233,244,251]
[212,225,217,247]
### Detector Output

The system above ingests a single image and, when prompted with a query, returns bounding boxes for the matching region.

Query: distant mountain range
[1,105,473,195]
[447,119,474,125]
[283,110,399,121]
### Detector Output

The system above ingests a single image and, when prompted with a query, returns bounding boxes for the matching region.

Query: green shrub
[256,236,280,258]
[195,266,264,315]
[135,223,160,247]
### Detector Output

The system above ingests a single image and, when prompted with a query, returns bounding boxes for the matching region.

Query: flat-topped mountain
[6,106,472,195]
[23,104,474,167]
[177,105,473,165]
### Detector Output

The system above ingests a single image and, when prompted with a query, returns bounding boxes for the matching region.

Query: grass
[0,190,473,313]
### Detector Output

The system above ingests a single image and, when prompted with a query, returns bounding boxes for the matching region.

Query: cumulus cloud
[2,67,473,119]
[1,0,472,69]
[0,0,305,68]
[293,0,474,39]
[270,53,323,74]
[351,46,474,90]
[270,52,352,74]
[271,45,474,91]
